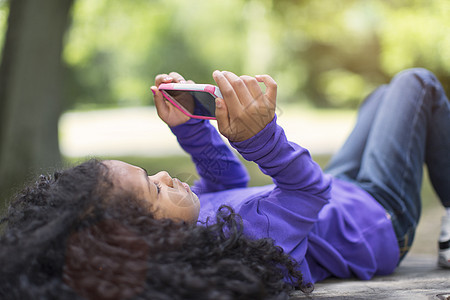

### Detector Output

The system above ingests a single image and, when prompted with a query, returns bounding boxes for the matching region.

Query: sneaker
[438,215,450,268]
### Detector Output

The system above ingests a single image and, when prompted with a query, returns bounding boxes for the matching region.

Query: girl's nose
[150,171,173,187]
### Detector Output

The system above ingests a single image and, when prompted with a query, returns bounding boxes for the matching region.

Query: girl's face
[104,160,200,223]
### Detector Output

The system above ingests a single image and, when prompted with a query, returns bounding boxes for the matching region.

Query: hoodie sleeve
[231,115,331,197]
[170,118,249,195]
[230,115,331,281]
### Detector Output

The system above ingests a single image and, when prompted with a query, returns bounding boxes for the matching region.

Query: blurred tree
[0,0,73,205]
[59,0,449,110]
[63,0,250,109]
[269,0,450,107]
[378,1,450,86]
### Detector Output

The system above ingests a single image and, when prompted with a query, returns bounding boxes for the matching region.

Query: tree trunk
[0,0,74,208]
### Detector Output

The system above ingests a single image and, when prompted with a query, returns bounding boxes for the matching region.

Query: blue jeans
[325,68,450,260]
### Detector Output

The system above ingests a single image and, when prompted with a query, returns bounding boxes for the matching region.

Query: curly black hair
[0,159,307,299]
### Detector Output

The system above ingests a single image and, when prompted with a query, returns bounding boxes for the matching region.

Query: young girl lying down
[1,69,449,300]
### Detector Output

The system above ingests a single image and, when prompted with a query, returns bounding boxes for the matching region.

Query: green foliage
[63,0,252,109]
[270,0,450,107]
[55,0,450,108]
[379,1,450,75]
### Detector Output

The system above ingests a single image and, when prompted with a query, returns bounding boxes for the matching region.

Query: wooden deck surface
[291,255,449,300]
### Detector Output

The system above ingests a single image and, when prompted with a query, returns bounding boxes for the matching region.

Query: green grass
[65,154,439,209]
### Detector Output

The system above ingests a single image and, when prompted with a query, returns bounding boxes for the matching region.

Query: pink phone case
[158,83,222,120]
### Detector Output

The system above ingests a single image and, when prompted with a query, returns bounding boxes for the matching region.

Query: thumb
[151,86,170,116]
[215,98,230,136]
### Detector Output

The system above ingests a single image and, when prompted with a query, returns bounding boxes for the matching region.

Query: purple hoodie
[170,115,399,284]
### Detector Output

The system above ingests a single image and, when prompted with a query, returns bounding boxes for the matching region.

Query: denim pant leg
[424,82,450,207]
[324,85,388,180]
[355,68,450,258]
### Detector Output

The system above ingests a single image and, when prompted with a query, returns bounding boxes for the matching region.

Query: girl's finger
[151,86,170,116]
[155,73,173,86]
[255,75,277,105]
[213,71,241,116]
[215,98,230,136]
[168,72,186,83]
[240,75,263,101]
[222,71,254,108]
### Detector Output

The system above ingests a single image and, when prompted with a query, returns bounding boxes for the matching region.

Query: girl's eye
[155,182,162,194]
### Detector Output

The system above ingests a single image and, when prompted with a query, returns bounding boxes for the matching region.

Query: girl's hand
[151,72,195,127]
[213,71,277,142]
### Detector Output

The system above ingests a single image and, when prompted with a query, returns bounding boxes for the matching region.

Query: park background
[0,0,449,256]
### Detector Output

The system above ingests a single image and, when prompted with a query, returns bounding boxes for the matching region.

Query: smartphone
[158,83,222,120]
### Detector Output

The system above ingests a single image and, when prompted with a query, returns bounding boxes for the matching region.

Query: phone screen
[165,90,216,117]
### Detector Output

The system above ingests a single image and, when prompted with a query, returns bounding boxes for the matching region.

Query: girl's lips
[174,178,191,193]
[181,182,190,193]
